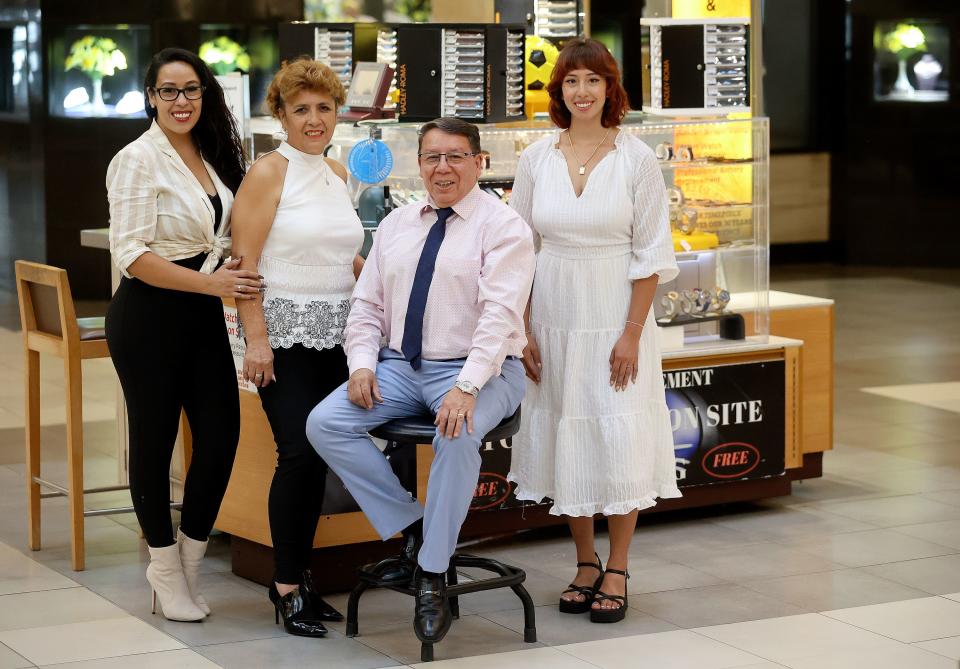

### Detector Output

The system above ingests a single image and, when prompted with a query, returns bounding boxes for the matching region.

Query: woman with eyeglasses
[231,57,364,637]
[508,38,680,624]
[105,48,259,622]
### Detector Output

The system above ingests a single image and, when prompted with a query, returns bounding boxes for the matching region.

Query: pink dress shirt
[346,184,536,389]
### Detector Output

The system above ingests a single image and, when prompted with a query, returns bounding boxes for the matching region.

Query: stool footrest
[357,554,526,595]
[33,475,180,517]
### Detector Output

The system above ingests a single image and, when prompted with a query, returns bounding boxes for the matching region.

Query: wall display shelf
[0,20,35,120]
[873,19,950,103]
[47,24,151,118]
[196,24,278,116]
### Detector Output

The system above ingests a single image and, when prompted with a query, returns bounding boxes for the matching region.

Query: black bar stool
[345,408,537,662]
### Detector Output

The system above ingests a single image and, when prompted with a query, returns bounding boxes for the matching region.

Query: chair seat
[77,317,106,341]
[370,408,520,443]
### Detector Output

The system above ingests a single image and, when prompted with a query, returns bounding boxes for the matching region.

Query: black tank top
[208,192,222,229]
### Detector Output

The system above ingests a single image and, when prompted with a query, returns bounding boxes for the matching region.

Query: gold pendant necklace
[567,128,610,175]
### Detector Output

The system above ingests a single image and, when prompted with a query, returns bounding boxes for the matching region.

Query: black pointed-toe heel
[301,570,344,622]
[558,552,604,614]
[589,568,630,623]
[268,583,328,637]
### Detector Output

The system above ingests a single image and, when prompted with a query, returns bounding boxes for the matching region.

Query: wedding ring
[255,372,263,379]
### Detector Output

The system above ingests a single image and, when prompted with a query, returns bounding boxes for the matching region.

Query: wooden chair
[14,260,131,570]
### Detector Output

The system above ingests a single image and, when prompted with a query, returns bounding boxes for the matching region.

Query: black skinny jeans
[257,344,348,585]
[105,253,240,548]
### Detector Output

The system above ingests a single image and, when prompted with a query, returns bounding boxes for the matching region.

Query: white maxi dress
[507,130,682,517]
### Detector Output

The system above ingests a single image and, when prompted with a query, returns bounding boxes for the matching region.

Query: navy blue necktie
[401,207,454,370]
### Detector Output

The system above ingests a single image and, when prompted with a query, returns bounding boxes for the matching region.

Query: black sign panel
[666,360,785,487]
[661,24,704,110]
[471,358,786,512]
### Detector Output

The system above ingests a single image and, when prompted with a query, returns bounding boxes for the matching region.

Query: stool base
[346,553,537,662]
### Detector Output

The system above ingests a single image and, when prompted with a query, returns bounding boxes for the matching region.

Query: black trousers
[258,344,348,585]
[105,254,240,548]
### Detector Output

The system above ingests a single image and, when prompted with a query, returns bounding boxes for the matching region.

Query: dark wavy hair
[144,48,246,194]
[546,37,630,129]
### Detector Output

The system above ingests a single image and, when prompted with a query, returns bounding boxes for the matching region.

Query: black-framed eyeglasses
[417,151,478,166]
[151,85,205,102]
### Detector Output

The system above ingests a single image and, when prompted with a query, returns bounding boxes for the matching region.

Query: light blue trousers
[306,349,525,574]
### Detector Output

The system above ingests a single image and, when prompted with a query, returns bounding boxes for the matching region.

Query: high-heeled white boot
[177,527,211,615]
[146,543,206,622]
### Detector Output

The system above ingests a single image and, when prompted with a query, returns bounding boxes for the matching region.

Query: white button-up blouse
[106,121,235,278]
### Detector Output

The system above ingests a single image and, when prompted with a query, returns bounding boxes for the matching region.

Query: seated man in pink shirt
[306,117,535,644]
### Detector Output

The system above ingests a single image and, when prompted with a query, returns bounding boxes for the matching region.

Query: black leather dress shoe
[378,522,422,585]
[413,569,452,643]
[301,570,344,622]
[268,583,328,637]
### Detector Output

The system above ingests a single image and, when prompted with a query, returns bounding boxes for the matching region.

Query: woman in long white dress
[508,38,681,623]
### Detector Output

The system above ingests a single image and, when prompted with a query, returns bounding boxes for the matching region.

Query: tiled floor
[1,265,959,668]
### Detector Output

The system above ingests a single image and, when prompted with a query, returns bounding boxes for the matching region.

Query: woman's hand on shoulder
[208,257,263,300]
[325,157,350,184]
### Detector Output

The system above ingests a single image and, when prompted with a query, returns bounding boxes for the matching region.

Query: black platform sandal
[558,552,604,614]
[589,568,630,623]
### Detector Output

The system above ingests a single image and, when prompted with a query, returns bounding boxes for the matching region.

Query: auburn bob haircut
[546,37,630,129]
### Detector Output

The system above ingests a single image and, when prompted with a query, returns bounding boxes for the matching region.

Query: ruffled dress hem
[506,475,682,517]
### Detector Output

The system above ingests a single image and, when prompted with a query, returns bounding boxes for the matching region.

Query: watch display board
[641,18,751,116]
[394,23,527,123]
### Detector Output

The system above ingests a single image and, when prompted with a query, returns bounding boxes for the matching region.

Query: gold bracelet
[625,320,644,329]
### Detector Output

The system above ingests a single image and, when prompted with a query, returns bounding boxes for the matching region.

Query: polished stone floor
[0,265,959,668]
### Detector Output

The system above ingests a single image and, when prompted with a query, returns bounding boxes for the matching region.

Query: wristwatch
[454,380,480,397]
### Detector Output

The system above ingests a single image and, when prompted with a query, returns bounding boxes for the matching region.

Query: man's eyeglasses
[418,151,477,166]
[152,85,205,102]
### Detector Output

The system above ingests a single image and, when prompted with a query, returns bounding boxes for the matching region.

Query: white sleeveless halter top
[258,141,364,350]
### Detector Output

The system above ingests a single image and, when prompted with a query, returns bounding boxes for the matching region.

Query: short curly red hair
[546,38,630,129]
[265,57,346,118]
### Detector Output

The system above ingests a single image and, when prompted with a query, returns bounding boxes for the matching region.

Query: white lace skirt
[508,242,682,516]
[258,255,354,350]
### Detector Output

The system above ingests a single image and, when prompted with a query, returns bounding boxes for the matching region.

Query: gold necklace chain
[567,128,610,175]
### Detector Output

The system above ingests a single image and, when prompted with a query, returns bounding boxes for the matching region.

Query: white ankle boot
[177,527,211,615]
[146,543,206,621]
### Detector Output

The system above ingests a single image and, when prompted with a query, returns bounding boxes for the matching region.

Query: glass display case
[251,113,770,352]
[199,24,278,116]
[873,19,950,103]
[47,24,151,118]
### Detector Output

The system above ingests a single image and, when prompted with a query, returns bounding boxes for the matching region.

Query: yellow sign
[671,0,751,19]
[672,120,755,241]
[669,2,754,231]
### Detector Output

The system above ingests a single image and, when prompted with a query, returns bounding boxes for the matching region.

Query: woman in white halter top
[231,59,364,638]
